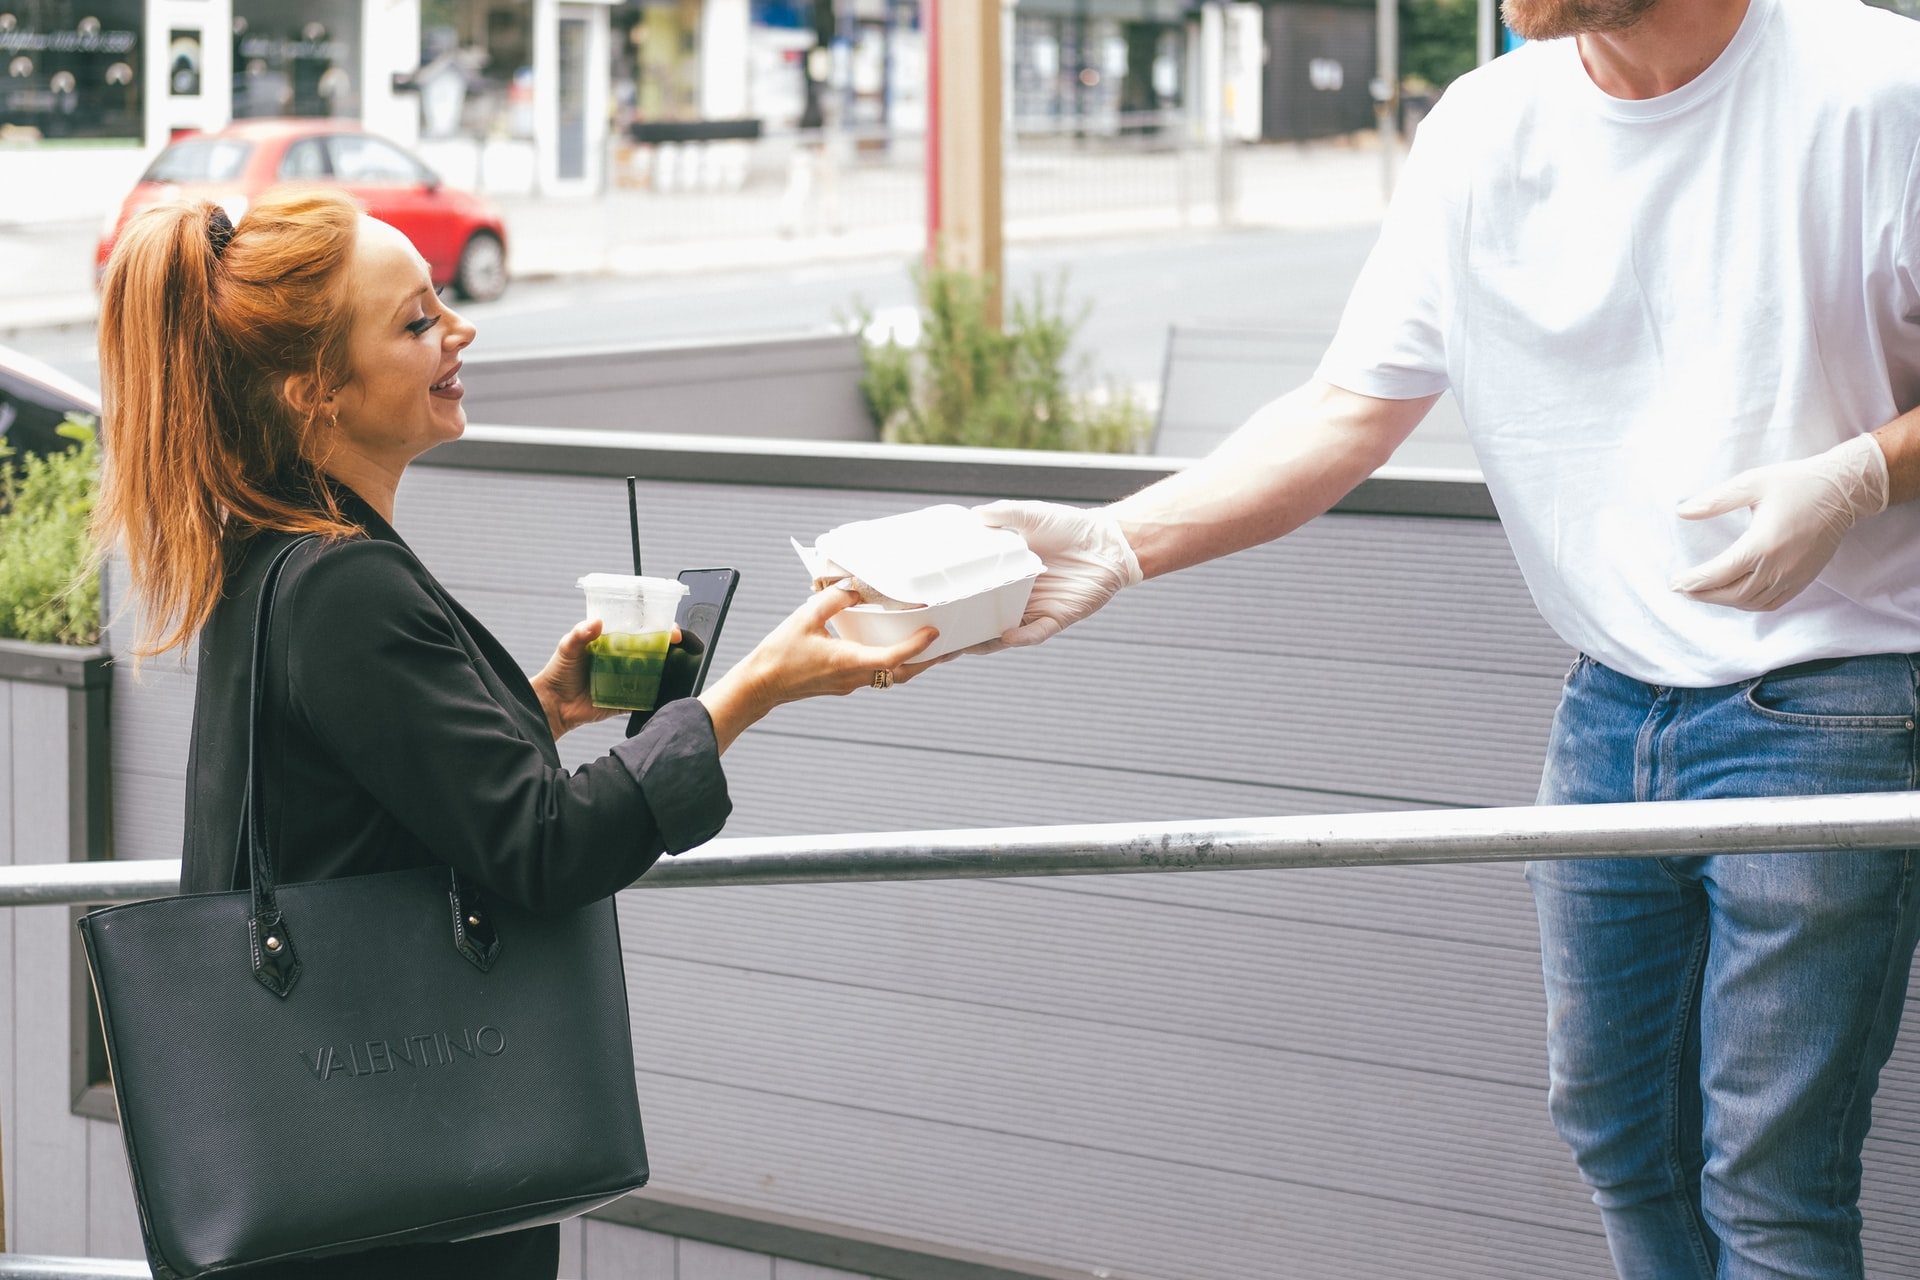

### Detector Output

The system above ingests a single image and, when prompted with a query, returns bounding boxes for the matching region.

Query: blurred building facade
[1,0,1389,219]
[0,0,925,208]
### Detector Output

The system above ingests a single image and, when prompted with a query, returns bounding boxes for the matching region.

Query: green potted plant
[0,414,102,647]
[858,265,1152,454]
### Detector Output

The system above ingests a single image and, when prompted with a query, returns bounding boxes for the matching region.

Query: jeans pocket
[1743,655,1919,730]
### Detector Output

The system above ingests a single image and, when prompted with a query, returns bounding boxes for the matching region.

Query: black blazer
[179,486,732,1280]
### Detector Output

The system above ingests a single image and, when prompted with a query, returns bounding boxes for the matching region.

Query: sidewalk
[498,138,1391,279]
[0,219,102,333]
[0,139,1391,335]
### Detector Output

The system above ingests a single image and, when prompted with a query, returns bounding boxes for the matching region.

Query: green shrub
[859,265,1152,454]
[0,415,101,646]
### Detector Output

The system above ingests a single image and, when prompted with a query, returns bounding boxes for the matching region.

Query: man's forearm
[1873,403,1920,506]
[1109,381,1440,579]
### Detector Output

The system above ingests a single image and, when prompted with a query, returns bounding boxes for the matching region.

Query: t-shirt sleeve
[282,539,730,914]
[1314,98,1462,401]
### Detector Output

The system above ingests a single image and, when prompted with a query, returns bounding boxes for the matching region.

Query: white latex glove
[1670,434,1889,612]
[973,500,1145,647]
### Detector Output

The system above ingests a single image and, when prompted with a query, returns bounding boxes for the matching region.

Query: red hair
[94,188,364,655]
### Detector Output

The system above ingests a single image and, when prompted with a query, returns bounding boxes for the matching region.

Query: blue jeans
[1528,654,1920,1280]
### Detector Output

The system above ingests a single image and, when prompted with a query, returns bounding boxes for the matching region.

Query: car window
[142,139,255,184]
[325,135,424,186]
[277,138,331,181]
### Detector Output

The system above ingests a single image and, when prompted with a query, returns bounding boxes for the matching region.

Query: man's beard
[1500,0,1660,41]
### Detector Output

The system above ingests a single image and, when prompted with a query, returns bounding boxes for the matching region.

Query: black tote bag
[78,536,650,1279]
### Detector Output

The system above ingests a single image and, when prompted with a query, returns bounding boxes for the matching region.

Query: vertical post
[1200,3,1224,224]
[1001,0,1015,159]
[933,0,1005,326]
[1199,4,1223,145]
[1374,0,1398,200]
[701,0,752,118]
[924,0,941,267]
[1477,0,1498,64]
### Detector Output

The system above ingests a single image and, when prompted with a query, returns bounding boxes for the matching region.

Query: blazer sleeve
[280,539,730,914]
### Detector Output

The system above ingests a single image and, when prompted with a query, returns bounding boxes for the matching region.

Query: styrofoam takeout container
[794,505,1045,661]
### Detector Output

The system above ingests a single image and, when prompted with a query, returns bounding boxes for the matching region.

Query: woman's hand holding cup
[532,618,684,740]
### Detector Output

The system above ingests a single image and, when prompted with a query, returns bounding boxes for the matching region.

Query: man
[964,1,1920,1276]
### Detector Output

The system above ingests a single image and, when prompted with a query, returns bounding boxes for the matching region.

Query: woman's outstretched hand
[532,618,682,740]
[699,584,938,753]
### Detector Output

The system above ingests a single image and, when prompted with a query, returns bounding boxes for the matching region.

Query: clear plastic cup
[576,573,689,711]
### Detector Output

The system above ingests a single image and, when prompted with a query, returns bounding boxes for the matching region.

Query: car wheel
[453,232,507,303]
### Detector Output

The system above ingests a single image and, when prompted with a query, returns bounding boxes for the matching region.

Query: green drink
[588,630,672,711]
[577,573,688,711]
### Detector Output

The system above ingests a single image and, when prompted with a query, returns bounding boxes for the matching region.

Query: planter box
[456,333,877,443]
[0,636,142,1258]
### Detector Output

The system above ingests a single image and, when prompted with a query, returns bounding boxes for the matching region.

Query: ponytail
[94,190,362,656]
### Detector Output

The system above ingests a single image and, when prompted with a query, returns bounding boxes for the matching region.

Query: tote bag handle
[237,535,500,998]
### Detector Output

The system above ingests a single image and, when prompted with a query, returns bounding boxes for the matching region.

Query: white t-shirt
[1316,0,1920,687]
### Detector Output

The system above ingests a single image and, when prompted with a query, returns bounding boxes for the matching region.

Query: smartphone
[626,567,740,735]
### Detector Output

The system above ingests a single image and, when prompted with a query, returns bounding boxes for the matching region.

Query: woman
[92,188,935,1279]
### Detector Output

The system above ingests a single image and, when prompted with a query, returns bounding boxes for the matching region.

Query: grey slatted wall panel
[107,656,194,865]
[457,335,878,445]
[0,680,15,1248]
[85,1118,142,1259]
[1154,328,1332,459]
[95,454,1920,1279]
[390,469,1569,810]
[391,462,1604,1279]
[7,683,90,1254]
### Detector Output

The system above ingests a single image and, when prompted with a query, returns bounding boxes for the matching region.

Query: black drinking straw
[625,476,643,575]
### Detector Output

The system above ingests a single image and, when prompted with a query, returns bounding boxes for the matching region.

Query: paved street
[0,137,1393,332]
[4,224,1381,391]
[3,220,1488,469]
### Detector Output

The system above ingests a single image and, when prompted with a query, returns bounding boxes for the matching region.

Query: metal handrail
[7,790,1918,908]
[4,789,1915,1278]
[0,1257,149,1278]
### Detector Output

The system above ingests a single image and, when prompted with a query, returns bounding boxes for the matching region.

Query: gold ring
[870,669,894,690]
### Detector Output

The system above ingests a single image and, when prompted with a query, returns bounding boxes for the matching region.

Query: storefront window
[611,0,699,129]
[419,0,532,139]
[1013,11,1182,138]
[231,0,361,119]
[1015,13,1129,137]
[748,0,816,130]
[0,0,142,142]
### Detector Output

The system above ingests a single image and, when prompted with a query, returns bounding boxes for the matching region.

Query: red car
[96,120,509,302]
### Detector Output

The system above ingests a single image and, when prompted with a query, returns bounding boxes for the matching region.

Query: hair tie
[206,206,235,260]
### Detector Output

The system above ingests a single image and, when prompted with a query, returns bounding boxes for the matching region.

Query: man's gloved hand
[1670,434,1889,612]
[973,500,1144,647]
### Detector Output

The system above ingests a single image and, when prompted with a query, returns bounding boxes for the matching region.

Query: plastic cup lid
[575,573,689,599]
